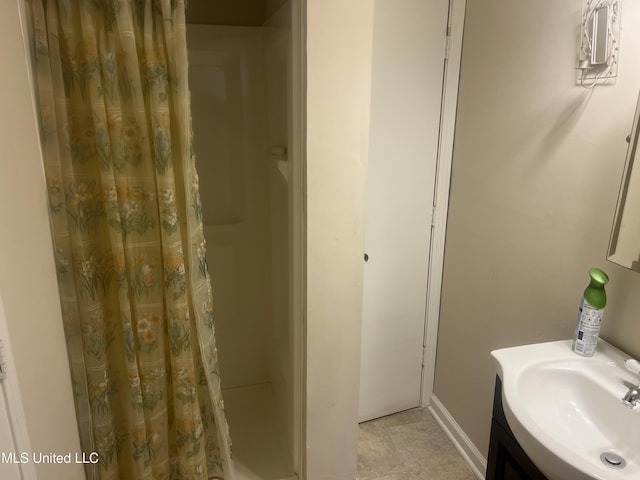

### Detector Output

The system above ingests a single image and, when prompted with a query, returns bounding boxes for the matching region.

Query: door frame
[291,0,307,477]
[0,291,37,480]
[2,10,39,480]
[420,0,467,407]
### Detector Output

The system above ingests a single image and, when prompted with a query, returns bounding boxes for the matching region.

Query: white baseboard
[428,395,487,480]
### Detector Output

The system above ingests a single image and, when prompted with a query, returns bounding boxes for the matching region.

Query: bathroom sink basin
[492,340,640,480]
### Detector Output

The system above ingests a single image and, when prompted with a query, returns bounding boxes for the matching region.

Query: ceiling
[186,0,287,26]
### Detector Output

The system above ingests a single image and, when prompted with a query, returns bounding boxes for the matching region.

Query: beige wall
[435,0,640,459]
[305,0,374,478]
[0,1,84,478]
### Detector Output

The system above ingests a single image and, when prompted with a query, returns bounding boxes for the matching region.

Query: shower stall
[186,2,302,479]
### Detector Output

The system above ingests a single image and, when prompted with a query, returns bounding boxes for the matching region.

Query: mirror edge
[607,89,640,272]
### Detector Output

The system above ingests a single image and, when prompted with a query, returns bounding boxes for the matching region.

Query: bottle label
[573,298,604,357]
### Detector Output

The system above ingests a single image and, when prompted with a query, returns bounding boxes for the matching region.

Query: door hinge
[444,32,451,60]
[0,339,7,380]
[431,205,437,227]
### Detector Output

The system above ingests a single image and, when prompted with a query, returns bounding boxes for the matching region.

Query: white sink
[492,339,640,480]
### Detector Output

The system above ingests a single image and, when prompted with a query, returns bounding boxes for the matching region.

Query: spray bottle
[572,267,609,357]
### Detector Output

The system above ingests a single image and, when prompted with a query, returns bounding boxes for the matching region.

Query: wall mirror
[608,90,640,272]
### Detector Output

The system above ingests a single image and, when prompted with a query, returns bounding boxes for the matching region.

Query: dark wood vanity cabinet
[486,377,549,480]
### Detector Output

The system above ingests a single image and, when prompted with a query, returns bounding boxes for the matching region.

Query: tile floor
[357,408,477,480]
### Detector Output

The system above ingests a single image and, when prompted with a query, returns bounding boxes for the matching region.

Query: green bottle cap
[584,268,608,309]
[589,268,609,286]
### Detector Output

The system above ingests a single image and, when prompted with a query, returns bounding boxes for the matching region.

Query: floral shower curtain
[29,1,234,479]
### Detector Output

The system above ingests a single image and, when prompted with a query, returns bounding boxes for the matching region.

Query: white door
[359,0,449,422]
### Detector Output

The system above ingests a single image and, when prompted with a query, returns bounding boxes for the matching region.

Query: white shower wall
[189,26,272,388]
[187,16,295,480]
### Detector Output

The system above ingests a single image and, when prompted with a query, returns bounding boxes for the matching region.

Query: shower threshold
[222,383,296,480]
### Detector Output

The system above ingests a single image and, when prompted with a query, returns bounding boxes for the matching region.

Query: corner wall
[305,0,374,478]
[435,0,640,459]
[264,0,297,466]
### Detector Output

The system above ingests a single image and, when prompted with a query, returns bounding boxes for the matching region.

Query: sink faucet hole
[601,452,626,469]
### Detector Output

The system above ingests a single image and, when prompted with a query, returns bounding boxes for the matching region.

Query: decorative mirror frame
[608,90,640,272]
